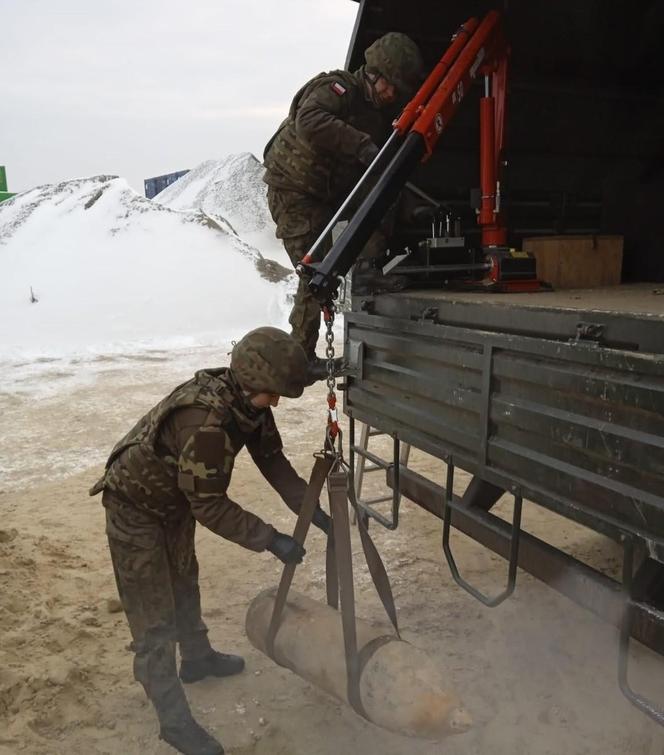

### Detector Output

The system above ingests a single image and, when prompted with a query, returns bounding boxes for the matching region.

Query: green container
[0,167,15,202]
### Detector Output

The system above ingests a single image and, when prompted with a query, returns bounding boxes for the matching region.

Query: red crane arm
[305,10,524,302]
[405,10,509,247]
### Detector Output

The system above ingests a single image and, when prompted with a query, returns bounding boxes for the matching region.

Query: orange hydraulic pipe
[410,10,503,158]
[394,17,479,136]
[479,94,506,246]
[479,95,496,228]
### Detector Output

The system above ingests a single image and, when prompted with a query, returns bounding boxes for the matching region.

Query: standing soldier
[263,32,425,379]
[90,328,330,755]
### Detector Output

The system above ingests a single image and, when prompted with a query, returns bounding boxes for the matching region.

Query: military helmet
[364,32,425,98]
[231,327,308,398]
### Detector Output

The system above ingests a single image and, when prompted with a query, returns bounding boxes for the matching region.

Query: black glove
[357,139,380,167]
[312,506,331,535]
[267,532,306,564]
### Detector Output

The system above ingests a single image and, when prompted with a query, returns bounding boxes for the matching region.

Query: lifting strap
[266,451,400,721]
[265,454,334,661]
[326,468,400,636]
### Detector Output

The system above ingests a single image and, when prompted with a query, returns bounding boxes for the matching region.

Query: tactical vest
[263,69,385,201]
[89,368,265,518]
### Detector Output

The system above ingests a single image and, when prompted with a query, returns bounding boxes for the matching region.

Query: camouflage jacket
[263,67,390,202]
[90,368,307,551]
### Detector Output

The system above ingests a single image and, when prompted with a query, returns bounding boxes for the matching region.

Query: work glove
[312,506,332,535]
[267,532,306,564]
[357,139,380,167]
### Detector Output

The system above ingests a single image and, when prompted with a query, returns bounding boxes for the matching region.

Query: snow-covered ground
[0,156,296,378]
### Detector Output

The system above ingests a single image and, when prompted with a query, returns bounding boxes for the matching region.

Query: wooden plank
[522,235,623,289]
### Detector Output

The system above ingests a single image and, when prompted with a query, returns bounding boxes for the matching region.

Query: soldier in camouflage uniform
[90,328,330,755]
[263,32,425,368]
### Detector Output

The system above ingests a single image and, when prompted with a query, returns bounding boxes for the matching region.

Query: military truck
[314,0,664,725]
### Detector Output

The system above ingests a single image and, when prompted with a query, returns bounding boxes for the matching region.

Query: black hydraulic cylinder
[308,131,427,303]
[305,130,403,265]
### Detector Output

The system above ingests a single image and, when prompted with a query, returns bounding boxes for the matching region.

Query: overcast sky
[2,0,357,194]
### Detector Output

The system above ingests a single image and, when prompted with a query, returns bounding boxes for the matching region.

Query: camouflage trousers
[104,491,213,726]
[267,185,385,359]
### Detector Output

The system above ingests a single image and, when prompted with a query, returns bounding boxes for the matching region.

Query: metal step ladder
[351,421,411,530]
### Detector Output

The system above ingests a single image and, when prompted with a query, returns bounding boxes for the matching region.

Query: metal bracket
[345,340,364,380]
[358,299,375,313]
[574,321,605,343]
[442,461,523,607]
[618,537,664,725]
[420,306,439,322]
[382,247,412,275]
[336,275,348,307]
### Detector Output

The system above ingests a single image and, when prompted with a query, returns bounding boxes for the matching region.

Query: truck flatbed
[401,283,664,317]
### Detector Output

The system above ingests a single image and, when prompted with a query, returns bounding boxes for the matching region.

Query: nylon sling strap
[325,471,400,639]
[326,465,401,720]
[325,529,339,609]
[327,468,367,718]
[266,452,400,722]
[351,486,400,638]
[265,453,335,662]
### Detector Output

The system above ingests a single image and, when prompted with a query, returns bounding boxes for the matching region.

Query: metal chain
[323,302,342,455]
[325,303,336,395]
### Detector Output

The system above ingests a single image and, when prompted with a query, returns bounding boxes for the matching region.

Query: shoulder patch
[330,81,347,96]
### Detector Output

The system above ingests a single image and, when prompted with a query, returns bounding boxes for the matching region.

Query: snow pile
[156,153,289,267]
[0,174,294,360]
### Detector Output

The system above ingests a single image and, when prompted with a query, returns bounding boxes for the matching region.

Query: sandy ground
[1,345,664,755]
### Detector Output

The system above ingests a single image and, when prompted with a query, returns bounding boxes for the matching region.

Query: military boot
[151,682,224,755]
[160,718,224,755]
[179,650,245,684]
[351,259,409,295]
[305,356,347,385]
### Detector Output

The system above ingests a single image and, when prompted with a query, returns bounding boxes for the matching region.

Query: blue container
[144,169,189,199]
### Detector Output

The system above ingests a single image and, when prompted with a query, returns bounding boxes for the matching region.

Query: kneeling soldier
[90,327,330,755]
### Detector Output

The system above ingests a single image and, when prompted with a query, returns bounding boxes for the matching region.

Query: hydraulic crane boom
[304,10,510,304]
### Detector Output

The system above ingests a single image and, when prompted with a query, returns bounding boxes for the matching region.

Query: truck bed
[407,283,664,317]
[344,284,664,556]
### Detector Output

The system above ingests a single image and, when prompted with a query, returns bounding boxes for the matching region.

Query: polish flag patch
[330,81,347,96]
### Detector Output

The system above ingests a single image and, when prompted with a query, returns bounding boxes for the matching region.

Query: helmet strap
[362,68,384,108]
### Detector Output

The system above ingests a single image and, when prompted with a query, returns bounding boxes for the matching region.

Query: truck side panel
[345,305,664,550]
